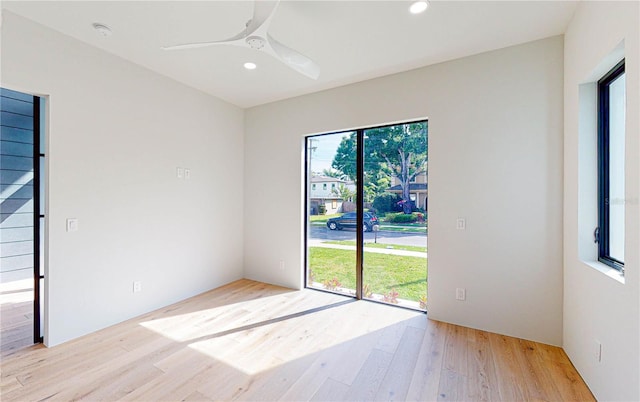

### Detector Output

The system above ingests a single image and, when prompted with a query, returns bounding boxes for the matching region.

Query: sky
[308,132,352,174]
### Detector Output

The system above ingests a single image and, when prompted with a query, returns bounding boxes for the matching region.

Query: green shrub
[372,193,402,213]
[384,212,426,223]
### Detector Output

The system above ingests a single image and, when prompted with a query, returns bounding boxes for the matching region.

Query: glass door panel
[362,122,428,310]
[306,132,357,297]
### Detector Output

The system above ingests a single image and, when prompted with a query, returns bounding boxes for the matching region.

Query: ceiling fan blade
[163,0,279,50]
[162,38,243,51]
[162,0,321,80]
[266,34,320,80]
[246,0,280,36]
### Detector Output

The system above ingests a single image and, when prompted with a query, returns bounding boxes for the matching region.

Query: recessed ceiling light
[409,1,429,14]
[244,62,257,70]
[92,23,112,37]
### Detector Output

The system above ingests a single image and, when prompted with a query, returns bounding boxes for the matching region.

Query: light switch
[184,169,191,180]
[66,218,78,232]
[456,218,466,230]
[176,167,184,179]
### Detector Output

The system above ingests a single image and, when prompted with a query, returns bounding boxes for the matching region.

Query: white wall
[563,2,640,400]
[245,36,564,345]
[1,12,245,346]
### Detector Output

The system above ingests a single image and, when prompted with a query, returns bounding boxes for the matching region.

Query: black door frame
[33,96,43,343]
[304,120,427,310]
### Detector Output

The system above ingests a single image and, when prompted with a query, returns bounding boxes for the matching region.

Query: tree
[331,183,355,202]
[332,122,427,213]
[331,134,357,182]
[322,168,348,180]
[330,133,390,203]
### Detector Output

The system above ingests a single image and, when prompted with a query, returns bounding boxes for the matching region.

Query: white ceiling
[3,1,578,108]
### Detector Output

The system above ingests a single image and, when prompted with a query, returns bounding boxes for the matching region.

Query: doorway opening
[1,88,46,354]
[305,121,427,310]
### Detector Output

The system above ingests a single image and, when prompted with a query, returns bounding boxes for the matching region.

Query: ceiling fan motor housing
[246,36,265,50]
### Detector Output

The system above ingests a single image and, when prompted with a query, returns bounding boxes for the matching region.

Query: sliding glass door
[305,121,428,310]
[306,132,357,297]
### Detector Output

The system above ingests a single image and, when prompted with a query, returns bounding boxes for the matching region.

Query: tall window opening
[597,61,625,272]
[305,121,428,310]
[0,88,45,350]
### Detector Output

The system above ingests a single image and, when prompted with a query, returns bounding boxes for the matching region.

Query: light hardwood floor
[0,279,594,401]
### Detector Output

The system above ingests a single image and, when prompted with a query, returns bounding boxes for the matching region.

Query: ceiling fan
[162,0,320,80]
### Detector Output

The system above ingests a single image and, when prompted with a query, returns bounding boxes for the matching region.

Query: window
[323,183,327,190]
[597,60,625,272]
[305,121,428,310]
[312,184,316,190]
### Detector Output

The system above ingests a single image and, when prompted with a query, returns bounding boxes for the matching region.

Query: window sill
[583,260,625,284]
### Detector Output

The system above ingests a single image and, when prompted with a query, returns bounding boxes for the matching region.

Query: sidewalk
[308,240,427,258]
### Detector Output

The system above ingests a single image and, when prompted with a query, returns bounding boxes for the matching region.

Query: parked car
[326,212,379,232]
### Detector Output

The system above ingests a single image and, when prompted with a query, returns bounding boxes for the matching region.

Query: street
[309,225,427,248]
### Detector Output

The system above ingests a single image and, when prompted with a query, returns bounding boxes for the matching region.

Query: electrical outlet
[184,168,191,180]
[279,260,285,271]
[456,218,466,230]
[133,281,142,293]
[456,287,466,301]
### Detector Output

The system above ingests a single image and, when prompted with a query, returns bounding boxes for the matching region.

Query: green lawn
[309,213,342,223]
[324,240,427,253]
[308,247,427,302]
[379,225,427,234]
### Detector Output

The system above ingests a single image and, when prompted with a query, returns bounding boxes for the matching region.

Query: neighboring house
[386,171,427,210]
[309,175,356,215]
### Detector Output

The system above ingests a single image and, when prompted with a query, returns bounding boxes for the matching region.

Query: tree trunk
[400,154,412,214]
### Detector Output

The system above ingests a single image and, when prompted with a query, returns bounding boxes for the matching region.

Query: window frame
[304,120,427,310]
[597,59,625,272]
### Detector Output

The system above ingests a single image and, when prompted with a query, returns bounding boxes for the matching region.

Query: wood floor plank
[511,338,562,401]
[372,318,410,354]
[279,324,382,401]
[344,348,394,401]
[437,368,466,401]
[0,376,22,395]
[310,377,350,402]
[405,319,447,402]
[231,351,319,401]
[545,359,596,401]
[488,332,528,401]
[374,325,424,401]
[444,323,469,376]
[0,279,595,402]
[63,361,164,401]
[2,345,132,401]
[183,390,214,402]
[465,328,501,401]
